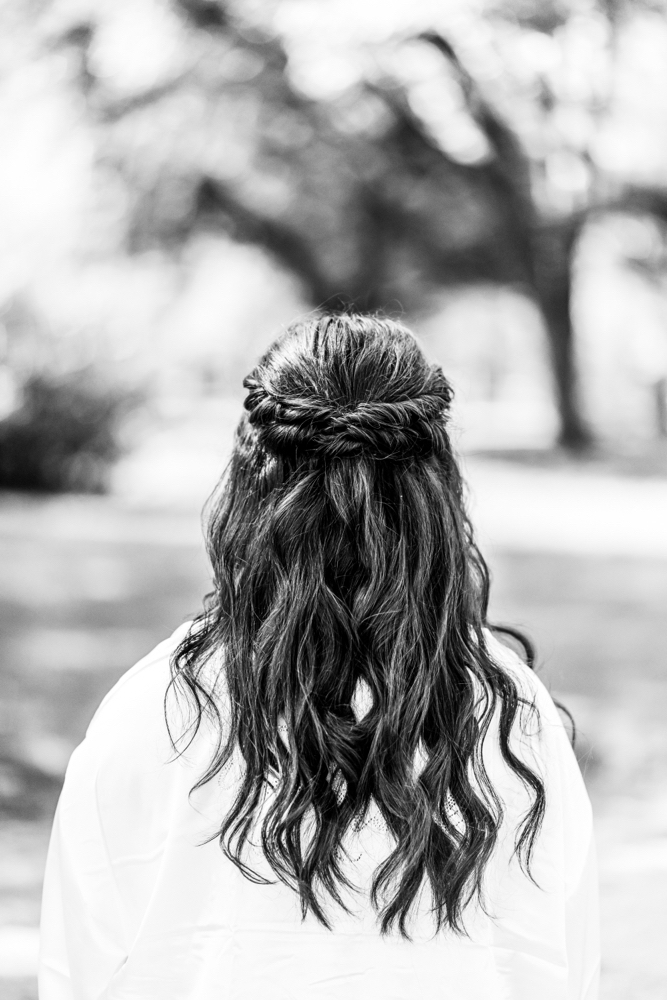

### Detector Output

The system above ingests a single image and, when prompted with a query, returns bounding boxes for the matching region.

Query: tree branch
[195,178,339,306]
[418,32,537,282]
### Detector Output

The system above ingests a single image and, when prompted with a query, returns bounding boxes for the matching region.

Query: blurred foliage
[4,0,667,455]
[48,0,667,449]
[0,371,136,493]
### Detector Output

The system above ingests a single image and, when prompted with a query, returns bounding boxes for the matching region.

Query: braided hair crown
[242,315,453,462]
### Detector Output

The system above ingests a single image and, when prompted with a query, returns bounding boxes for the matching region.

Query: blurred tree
[56,0,667,449]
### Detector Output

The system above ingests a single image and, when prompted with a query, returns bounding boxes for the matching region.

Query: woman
[39,314,599,999]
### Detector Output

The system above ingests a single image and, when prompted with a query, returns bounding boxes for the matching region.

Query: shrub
[0,370,136,493]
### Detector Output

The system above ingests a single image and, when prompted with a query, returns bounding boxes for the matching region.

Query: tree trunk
[531,220,592,450]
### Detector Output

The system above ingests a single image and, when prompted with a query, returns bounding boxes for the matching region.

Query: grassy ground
[0,457,666,997]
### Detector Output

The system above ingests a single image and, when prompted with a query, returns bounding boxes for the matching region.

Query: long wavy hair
[168,314,547,939]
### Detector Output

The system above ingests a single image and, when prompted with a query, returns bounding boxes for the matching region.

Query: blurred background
[1,0,667,996]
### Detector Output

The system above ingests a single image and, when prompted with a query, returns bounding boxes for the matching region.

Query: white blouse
[39,623,600,1000]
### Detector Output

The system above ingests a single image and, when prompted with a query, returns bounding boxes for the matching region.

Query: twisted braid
[243,367,453,461]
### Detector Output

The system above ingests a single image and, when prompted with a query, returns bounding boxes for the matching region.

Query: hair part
[168,314,546,939]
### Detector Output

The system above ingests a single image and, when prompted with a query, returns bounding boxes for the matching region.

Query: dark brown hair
[168,314,545,938]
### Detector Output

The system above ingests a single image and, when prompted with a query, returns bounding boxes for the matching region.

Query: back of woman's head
[171,313,545,938]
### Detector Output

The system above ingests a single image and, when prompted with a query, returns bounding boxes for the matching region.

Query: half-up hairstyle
[168,314,546,939]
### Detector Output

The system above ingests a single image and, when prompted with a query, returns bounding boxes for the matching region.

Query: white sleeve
[531,669,600,1000]
[39,624,194,1000]
[564,832,599,999]
[550,688,600,1000]
[486,635,601,1000]
[38,740,128,1000]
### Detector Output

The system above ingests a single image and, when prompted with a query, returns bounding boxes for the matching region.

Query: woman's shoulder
[68,621,203,786]
[483,628,562,725]
[58,621,225,886]
[85,620,195,738]
[482,627,584,796]
[483,626,590,815]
